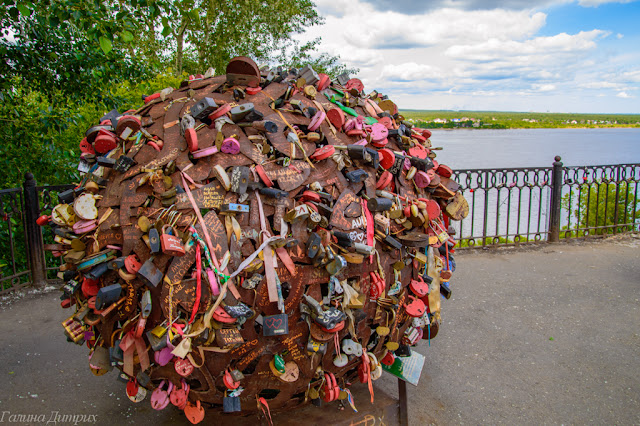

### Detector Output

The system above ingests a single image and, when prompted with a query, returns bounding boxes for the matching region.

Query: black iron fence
[450,157,640,248]
[0,159,638,293]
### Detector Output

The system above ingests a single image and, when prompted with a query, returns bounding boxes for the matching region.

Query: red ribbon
[362,199,374,263]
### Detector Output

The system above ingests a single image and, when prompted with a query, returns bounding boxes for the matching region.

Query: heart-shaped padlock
[175,358,194,377]
[154,336,175,366]
[184,400,205,424]
[151,380,173,410]
[220,137,240,155]
[410,277,429,298]
[170,379,190,409]
[223,369,240,389]
[405,296,426,318]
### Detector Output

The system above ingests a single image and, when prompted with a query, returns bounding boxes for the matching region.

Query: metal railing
[0,159,638,292]
[450,157,640,248]
[0,187,29,292]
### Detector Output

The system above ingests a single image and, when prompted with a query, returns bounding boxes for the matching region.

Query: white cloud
[445,30,606,60]
[380,63,443,81]
[534,84,557,91]
[616,91,634,98]
[294,0,639,112]
[616,33,624,39]
[577,0,636,6]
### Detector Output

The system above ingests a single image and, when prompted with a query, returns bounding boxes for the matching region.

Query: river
[426,128,640,244]
[430,128,640,169]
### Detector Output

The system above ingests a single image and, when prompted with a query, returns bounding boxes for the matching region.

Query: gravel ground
[0,236,638,425]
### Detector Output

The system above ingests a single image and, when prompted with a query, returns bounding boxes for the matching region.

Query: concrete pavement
[0,236,638,425]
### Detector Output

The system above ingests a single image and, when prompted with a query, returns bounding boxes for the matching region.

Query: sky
[295,0,640,113]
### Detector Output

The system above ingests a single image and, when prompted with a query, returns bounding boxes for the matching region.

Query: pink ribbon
[119,330,150,377]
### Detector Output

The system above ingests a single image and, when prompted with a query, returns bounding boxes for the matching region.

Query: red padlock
[160,225,185,256]
[376,170,393,190]
[379,149,395,170]
[410,277,429,298]
[310,145,335,161]
[381,351,396,366]
[175,358,195,377]
[345,78,364,92]
[185,128,198,152]
[184,400,205,424]
[223,369,240,389]
[36,215,50,226]
[405,296,426,318]
[255,164,274,187]
[317,73,331,91]
[208,103,232,121]
[327,108,346,130]
[125,254,142,274]
[212,306,236,324]
[94,129,117,154]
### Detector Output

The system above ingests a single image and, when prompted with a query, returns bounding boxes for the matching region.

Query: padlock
[259,187,288,199]
[170,379,190,409]
[137,258,163,288]
[151,380,173,410]
[220,137,240,154]
[95,283,122,310]
[84,262,110,281]
[160,225,185,256]
[190,97,218,121]
[223,395,242,413]
[184,400,205,424]
[345,169,368,183]
[325,255,346,276]
[230,103,254,122]
[229,166,250,194]
[366,197,393,212]
[114,155,136,173]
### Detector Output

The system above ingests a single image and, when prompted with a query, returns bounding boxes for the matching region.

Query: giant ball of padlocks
[49,57,468,422]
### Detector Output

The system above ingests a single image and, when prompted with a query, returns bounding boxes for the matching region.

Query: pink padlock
[151,380,174,410]
[368,122,389,142]
[220,137,240,155]
[72,219,97,234]
[154,336,175,366]
[414,171,431,188]
[308,110,326,132]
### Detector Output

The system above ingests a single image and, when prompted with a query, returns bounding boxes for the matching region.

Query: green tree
[562,182,640,236]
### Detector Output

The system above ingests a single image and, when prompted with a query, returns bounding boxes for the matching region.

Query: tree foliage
[0,0,353,189]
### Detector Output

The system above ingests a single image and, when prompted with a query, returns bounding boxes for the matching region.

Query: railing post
[548,156,563,242]
[482,170,489,247]
[23,172,47,287]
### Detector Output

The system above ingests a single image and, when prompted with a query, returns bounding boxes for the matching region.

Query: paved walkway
[0,236,638,425]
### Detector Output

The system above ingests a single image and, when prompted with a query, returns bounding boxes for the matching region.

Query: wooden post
[23,172,47,287]
[548,156,563,242]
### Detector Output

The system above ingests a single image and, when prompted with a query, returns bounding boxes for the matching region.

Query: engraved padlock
[160,225,185,256]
